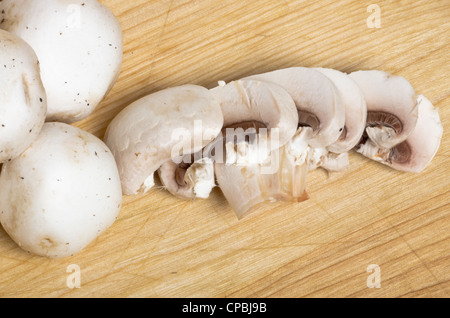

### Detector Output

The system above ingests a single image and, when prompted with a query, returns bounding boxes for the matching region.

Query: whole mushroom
[0,0,123,123]
[0,122,123,258]
[0,29,47,164]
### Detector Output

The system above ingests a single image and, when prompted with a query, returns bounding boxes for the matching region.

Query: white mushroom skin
[244,67,349,173]
[0,0,123,123]
[104,84,224,196]
[0,122,123,258]
[349,70,418,149]
[357,95,443,173]
[244,67,346,149]
[210,79,299,160]
[314,67,367,153]
[211,79,301,218]
[0,29,47,163]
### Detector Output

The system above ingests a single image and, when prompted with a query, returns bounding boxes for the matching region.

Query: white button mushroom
[314,67,367,154]
[104,84,224,197]
[0,122,123,258]
[0,29,46,164]
[0,0,123,123]
[244,67,348,172]
[349,70,418,150]
[210,79,300,218]
[357,95,442,173]
[245,67,346,149]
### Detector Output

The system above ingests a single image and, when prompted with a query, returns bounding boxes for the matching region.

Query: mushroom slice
[349,70,418,149]
[314,67,367,153]
[244,67,346,149]
[104,85,224,196]
[0,29,47,164]
[210,79,300,218]
[357,95,442,173]
[244,67,349,172]
[210,79,299,159]
[0,0,123,123]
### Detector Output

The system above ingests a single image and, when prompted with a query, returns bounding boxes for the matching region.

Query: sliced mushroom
[104,84,223,196]
[244,67,350,173]
[244,67,346,149]
[0,0,123,123]
[210,79,299,218]
[357,95,442,172]
[349,70,418,149]
[210,79,299,158]
[314,67,367,153]
[0,29,47,164]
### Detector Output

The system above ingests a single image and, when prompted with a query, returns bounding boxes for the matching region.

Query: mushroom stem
[158,156,215,200]
[215,146,309,219]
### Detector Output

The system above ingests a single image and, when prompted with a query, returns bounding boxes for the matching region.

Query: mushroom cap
[210,79,299,157]
[0,29,47,163]
[104,84,224,195]
[358,95,442,173]
[314,67,367,153]
[0,0,123,123]
[390,95,442,172]
[0,122,122,258]
[349,70,418,149]
[244,67,346,149]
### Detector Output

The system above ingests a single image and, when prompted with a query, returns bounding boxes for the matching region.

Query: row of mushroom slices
[105,67,443,219]
[0,0,124,258]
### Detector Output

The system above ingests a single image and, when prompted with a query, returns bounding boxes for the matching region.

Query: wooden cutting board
[0,0,449,298]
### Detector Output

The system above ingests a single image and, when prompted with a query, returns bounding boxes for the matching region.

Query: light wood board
[0,0,449,298]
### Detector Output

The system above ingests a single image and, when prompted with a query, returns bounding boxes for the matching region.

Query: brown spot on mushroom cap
[21,73,31,107]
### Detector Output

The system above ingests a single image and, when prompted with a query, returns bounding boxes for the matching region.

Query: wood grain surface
[0,0,449,298]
